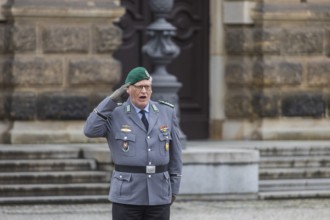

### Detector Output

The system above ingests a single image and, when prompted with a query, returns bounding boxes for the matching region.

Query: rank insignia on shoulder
[158,100,174,108]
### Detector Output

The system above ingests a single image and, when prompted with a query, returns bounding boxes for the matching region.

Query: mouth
[139,95,147,101]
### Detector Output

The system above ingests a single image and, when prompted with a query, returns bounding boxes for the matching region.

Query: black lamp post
[143,0,186,146]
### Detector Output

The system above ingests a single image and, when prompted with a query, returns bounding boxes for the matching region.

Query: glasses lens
[134,85,151,91]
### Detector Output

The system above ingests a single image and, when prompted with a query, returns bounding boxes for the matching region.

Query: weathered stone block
[43,26,89,53]
[326,28,330,57]
[68,58,121,86]
[10,26,36,52]
[252,61,277,87]
[253,28,281,54]
[0,62,3,85]
[225,60,251,86]
[10,92,37,120]
[12,58,63,86]
[93,25,122,53]
[282,29,323,55]
[225,90,253,118]
[326,94,330,118]
[37,93,90,120]
[225,28,252,54]
[0,26,9,53]
[252,91,279,117]
[282,93,324,117]
[307,61,330,87]
[278,62,303,85]
[0,59,13,85]
[0,94,4,119]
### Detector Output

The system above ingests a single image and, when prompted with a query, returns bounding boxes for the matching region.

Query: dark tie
[140,110,149,131]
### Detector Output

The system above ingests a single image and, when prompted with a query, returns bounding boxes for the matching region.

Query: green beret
[125,67,151,84]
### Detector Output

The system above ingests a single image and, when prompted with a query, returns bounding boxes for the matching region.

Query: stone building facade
[0,0,124,143]
[211,0,330,140]
[1,0,330,143]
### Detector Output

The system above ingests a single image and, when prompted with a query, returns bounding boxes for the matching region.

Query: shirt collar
[131,102,150,114]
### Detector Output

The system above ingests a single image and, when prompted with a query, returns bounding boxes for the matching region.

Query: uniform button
[119,175,122,178]
[124,136,127,140]
[148,175,151,178]
[147,136,150,139]
[149,162,152,165]
[148,148,151,151]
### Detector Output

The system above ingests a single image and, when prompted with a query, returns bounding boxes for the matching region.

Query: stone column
[209,0,226,140]
[0,0,125,144]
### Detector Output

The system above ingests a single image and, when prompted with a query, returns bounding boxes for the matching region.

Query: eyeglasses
[131,85,152,91]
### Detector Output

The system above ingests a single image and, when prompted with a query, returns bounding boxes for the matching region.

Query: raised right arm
[83,97,118,138]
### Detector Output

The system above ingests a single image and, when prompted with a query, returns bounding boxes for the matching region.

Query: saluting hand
[109,82,131,103]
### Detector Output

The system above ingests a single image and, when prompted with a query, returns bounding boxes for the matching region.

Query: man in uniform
[84,66,183,220]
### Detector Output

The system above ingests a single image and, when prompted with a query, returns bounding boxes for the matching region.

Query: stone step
[0,145,80,160]
[0,171,110,184]
[260,167,330,179]
[260,156,330,168]
[259,190,330,200]
[0,183,110,197]
[259,145,330,157]
[0,195,109,205]
[259,179,330,192]
[0,159,97,172]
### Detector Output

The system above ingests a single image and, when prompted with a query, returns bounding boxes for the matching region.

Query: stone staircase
[0,145,110,204]
[2,141,330,204]
[258,142,330,199]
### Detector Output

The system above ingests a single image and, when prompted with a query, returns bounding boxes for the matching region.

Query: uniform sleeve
[169,109,183,195]
[83,96,118,138]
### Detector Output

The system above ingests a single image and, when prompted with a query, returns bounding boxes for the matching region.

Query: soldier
[84,66,183,220]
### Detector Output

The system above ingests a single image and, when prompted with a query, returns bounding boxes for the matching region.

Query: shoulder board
[158,100,174,108]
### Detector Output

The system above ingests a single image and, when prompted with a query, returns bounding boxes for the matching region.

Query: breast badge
[160,125,170,151]
[121,125,132,133]
[122,141,129,152]
[121,125,131,152]
[165,142,169,151]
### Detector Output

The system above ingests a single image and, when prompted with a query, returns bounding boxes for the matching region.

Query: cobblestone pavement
[0,199,330,220]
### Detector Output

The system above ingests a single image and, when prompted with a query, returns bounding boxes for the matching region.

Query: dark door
[114,0,210,140]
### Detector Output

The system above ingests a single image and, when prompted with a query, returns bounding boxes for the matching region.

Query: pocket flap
[158,133,172,141]
[115,133,136,142]
[114,172,132,182]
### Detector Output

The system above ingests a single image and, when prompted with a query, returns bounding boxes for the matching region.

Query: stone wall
[223,0,330,140]
[0,0,124,143]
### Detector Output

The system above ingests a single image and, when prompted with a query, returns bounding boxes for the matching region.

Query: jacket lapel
[148,101,159,133]
[124,101,146,131]
[124,100,159,133]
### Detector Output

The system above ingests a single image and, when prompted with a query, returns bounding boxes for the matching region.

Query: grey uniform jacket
[84,97,183,206]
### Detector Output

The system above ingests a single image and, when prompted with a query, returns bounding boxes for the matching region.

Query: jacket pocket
[111,172,132,198]
[115,133,136,156]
